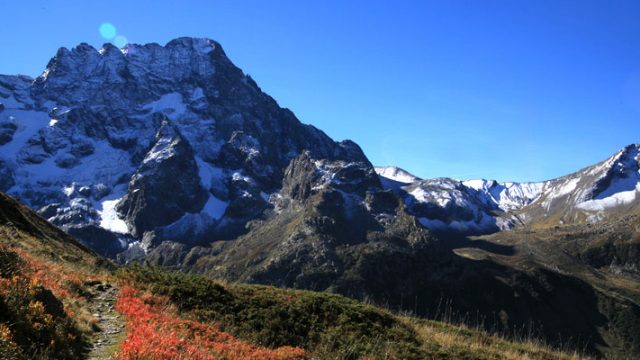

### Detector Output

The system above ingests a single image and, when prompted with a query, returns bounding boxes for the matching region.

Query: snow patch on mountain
[161,213,215,242]
[143,136,177,165]
[202,195,228,220]
[409,187,431,203]
[196,157,224,190]
[543,177,579,207]
[462,179,545,211]
[576,145,640,214]
[402,178,506,234]
[0,110,49,161]
[596,174,639,200]
[94,181,129,234]
[375,166,421,184]
[193,38,216,54]
[577,184,639,212]
[99,198,129,234]
[143,93,186,121]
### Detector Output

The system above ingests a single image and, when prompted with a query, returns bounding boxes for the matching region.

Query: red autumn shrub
[11,247,92,301]
[115,285,307,360]
[0,246,86,359]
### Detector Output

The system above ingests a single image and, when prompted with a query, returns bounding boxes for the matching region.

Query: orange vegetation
[11,247,100,301]
[0,245,87,358]
[115,285,308,360]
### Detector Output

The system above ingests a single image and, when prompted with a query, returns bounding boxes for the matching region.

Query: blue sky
[1,0,639,182]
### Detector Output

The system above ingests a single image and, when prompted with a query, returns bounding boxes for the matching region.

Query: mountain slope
[157,153,432,293]
[465,209,640,357]
[0,192,112,359]
[1,191,584,359]
[374,166,422,189]
[0,191,107,270]
[116,264,586,360]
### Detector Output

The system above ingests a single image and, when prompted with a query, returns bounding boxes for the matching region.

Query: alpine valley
[1,38,639,359]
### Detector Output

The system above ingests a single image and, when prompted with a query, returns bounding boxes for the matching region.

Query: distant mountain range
[377,143,640,233]
[1,37,639,358]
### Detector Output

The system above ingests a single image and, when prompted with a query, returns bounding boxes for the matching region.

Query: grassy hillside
[0,191,587,359]
[467,212,640,358]
[116,265,585,360]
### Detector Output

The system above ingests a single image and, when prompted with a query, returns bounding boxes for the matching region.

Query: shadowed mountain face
[1,37,640,358]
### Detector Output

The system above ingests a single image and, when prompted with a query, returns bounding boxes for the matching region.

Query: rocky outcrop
[116,122,208,236]
[161,152,432,295]
[0,121,16,145]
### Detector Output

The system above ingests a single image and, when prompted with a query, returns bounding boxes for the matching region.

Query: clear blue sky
[1,0,639,182]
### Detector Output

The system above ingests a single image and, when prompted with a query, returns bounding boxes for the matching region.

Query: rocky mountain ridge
[376,144,640,234]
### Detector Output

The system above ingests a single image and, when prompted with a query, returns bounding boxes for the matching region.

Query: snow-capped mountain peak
[461,179,545,211]
[374,166,421,184]
[0,37,369,256]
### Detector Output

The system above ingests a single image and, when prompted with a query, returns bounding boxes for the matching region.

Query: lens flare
[99,23,117,40]
[114,35,128,48]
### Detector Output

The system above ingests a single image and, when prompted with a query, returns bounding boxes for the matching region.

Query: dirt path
[86,282,125,360]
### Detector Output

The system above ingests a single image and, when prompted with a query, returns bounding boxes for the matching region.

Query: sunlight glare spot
[99,23,116,40]
[114,35,128,48]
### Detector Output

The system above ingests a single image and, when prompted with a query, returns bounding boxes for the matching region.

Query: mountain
[379,144,640,234]
[0,37,369,257]
[1,37,640,358]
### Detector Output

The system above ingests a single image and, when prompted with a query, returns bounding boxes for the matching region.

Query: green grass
[408,318,585,360]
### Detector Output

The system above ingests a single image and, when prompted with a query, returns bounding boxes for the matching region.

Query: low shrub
[0,246,87,359]
[115,285,306,359]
